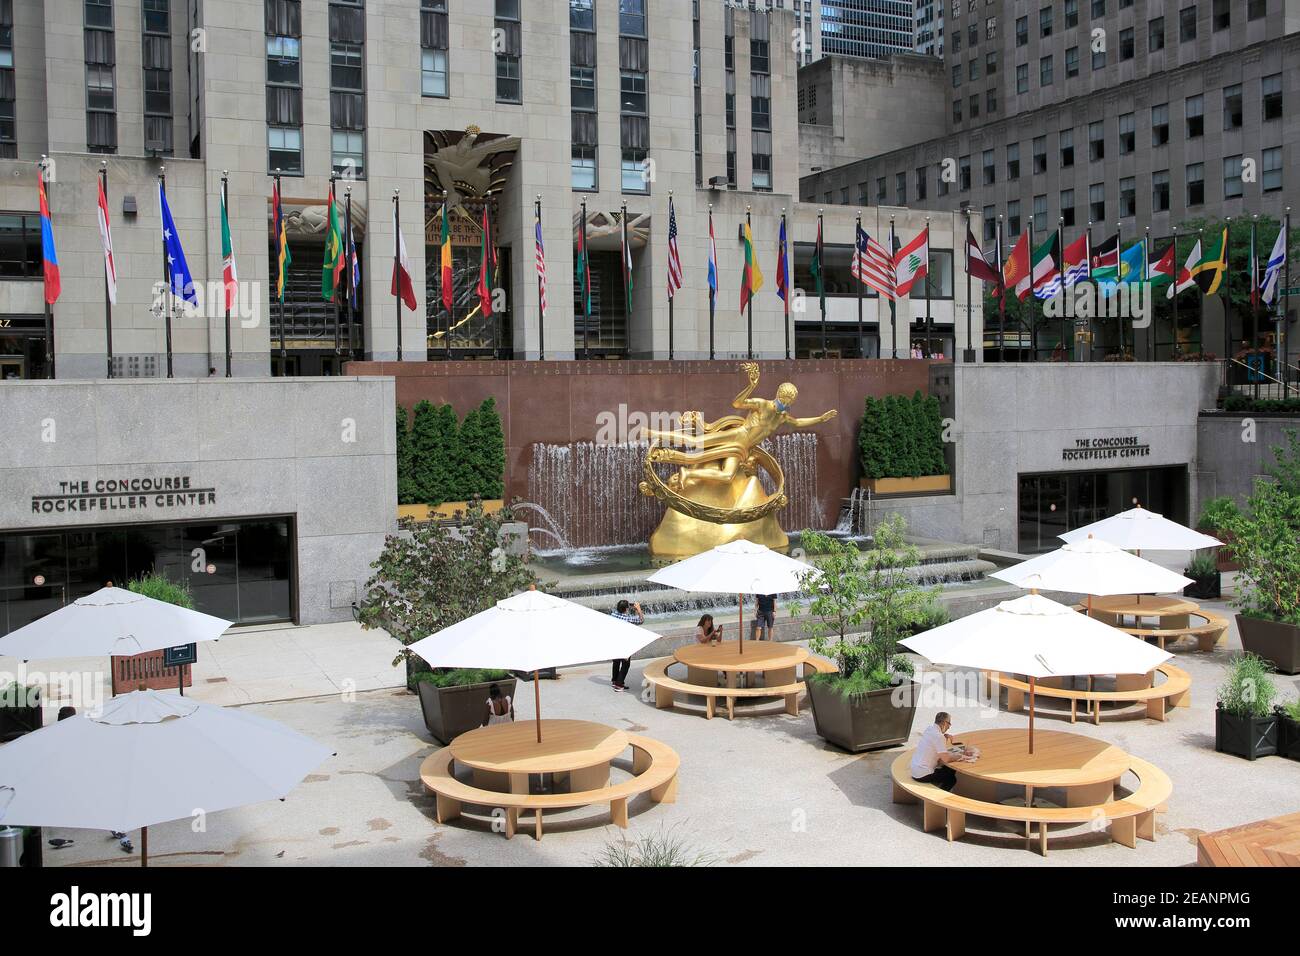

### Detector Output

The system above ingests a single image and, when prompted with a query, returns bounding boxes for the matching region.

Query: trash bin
[0,827,22,867]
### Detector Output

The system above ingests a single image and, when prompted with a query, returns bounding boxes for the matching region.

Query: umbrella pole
[533,671,542,744]
[1029,677,1036,755]
[141,826,148,868]
[738,593,744,655]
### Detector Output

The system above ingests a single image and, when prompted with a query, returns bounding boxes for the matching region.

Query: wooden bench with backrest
[641,653,836,720]
[420,733,679,840]
[889,751,1172,856]
[987,663,1192,724]
[1075,604,1230,653]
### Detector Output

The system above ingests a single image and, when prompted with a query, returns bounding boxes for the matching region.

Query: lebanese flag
[97,177,118,305]
[893,226,929,298]
[965,223,1000,284]
[391,201,418,311]
[1168,239,1201,299]
[1148,242,1176,284]
[1001,231,1031,302]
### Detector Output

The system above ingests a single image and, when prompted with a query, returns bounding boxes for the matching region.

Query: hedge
[858,390,948,479]
[1222,394,1300,416]
[397,398,506,505]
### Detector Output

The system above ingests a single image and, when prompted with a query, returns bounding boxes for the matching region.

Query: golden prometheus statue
[640,362,837,559]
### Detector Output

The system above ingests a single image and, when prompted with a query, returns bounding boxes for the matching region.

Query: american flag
[535,215,547,316]
[852,223,896,300]
[666,197,684,298]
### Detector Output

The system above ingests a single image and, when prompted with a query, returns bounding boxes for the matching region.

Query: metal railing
[1222,358,1300,401]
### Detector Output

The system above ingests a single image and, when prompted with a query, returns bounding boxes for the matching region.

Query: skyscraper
[819,0,915,60]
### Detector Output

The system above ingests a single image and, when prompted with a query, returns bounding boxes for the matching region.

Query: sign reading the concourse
[31,476,217,515]
[1061,437,1152,463]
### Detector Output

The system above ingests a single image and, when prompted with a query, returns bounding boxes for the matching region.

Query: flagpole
[160,166,173,379]
[345,185,355,361]
[667,192,675,360]
[1172,225,1180,356]
[1250,215,1259,384]
[782,208,790,359]
[1028,214,1037,362]
[41,156,55,379]
[963,209,972,363]
[996,214,1005,362]
[818,209,828,358]
[392,188,404,362]
[102,160,114,378]
[275,170,287,366]
[536,195,545,361]
[1060,218,1069,361]
[623,200,633,356]
[748,205,756,360]
[1144,226,1152,360]
[222,170,232,377]
[1223,217,1233,362]
[1198,227,1205,355]
[329,174,341,356]
[923,216,932,358]
[708,203,715,360]
[581,199,590,360]
[889,215,898,359]
[1283,207,1292,390]
[856,210,864,359]
[1085,221,1093,364]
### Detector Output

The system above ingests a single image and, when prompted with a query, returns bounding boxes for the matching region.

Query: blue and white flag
[160,183,198,305]
[1261,225,1287,306]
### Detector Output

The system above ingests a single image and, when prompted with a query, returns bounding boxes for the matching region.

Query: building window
[1015,16,1027,46]
[496,55,522,103]
[619,0,646,37]
[959,155,971,191]
[752,151,772,192]
[1065,0,1079,28]
[1149,17,1165,51]
[916,166,928,201]
[330,43,363,92]
[1089,183,1105,222]
[1058,129,1073,167]
[1060,189,1075,227]
[953,64,961,88]
[750,37,769,74]
[982,149,995,186]
[876,177,887,203]
[1091,0,1106,16]
[1120,27,1134,60]
[983,206,996,242]
[986,88,997,114]
[969,59,979,82]
[1223,84,1242,129]
[332,130,364,177]
[953,98,962,123]
[1007,142,1020,180]
[1186,162,1204,206]
[1040,55,1053,86]
[1152,170,1170,211]
[0,213,43,277]
[570,0,594,31]
[571,66,595,111]
[0,3,13,158]
[985,50,997,75]
[620,70,647,115]
[1016,63,1028,94]
[1065,46,1079,77]
[85,1,117,154]
[1152,103,1169,145]
[572,145,597,190]
[1088,121,1104,161]
[1118,113,1135,153]
[265,0,303,174]
[1186,94,1203,137]
[1032,135,1047,173]
[1262,146,1282,192]
[1092,45,1106,69]
[495,0,522,104]
[1211,0,1230,30]
[1248,0,1267,19]
[1222,156,1244,199]
[85,0,112,28]
[268,125,303,174]
[1179,5,1197,42]
[1262,73,1283,121]
[1039,6,1053,37]
[267,36,301,85]
[895,171,907,205]
[1119,177,1136,217]
[422,48,448,97]
[1007,200,1021,237]
[970,94,980,120]
[622,148,648,193]
[1032,194,1047,223]
[329,2,365,179]
[421,0,450,97]
[986,16,997,40]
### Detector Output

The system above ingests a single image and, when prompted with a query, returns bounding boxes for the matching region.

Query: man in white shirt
[910,711,960,791]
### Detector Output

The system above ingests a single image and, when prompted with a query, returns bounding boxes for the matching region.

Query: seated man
[910,711,961,792]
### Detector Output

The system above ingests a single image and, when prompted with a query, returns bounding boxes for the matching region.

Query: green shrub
[127,573,194,609]
[395,403,418,505]
[400,398,506,506]
[859,390,947,479]
[1282,699,1300,722]
[1217,653,1278,719]
[412,668,512,688]
[1220,476,1300,625]
[591,826,715,867]
[1185,553,1218,578]
[1196,496,1241,532]
[1222,394,1300,416]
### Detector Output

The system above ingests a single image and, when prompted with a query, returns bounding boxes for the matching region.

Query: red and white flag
[535,214,547,317]
[96,177,117,305]
[1168,239,1201,299]
[391,202,418,311]
[666,196,684,299]
[893,227,929,298]
[964,223,1000,285]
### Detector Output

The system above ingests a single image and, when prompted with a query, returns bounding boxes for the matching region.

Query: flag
[271,179,291,303]
[666,197,684,299]
[1090,233,1120,281]
[1192,228,1228,296]
[857,223,899,298]
[740,219,763,312]
[159,183,198,305]
[1002,230,1031,302]
[440,202,454,313]
[1061,234,1089,287]
[1169,239,1202,298]
[1147,242,1176,285]
[534,214,547,317]
[706,213,718,299]
[1030,233,1062,300]
[575,211,591,314]
[38,173,60,305]
[1262,225,1287,306]
[776,217,790,311]
[347,210,360,311]
[809,218,824,309]
[476,205,496,317]
[96,176,117,305]
[219,185,237,313]
[321,187,344,301]
[894,226,929,298]
[392,200,418,312]
[964,223,999,285]
[621,211,633,313]
[1117,242,1146,284]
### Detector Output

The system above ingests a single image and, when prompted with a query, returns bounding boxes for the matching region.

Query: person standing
[751,594,776,641]
[609,599,644,691]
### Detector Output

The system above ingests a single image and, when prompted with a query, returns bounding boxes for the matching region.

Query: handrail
[1226,358,1300,396]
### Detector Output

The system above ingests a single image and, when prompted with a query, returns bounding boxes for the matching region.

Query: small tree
[395,403,417,505]
[792,514,933,695]
[476,397,506,500]
[1222,475,1300,626]
[1266,428,1300,504]
[356,501,537,685]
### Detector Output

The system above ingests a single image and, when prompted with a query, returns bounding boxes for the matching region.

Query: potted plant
[1197,496,1242,572]
[1215,653,1279,760]
[413,668,517,745]
[1182,552,1221,600]
[1221,439,1300,674]
[792,515,931,752]
[357,500,537,743]
[0,681,41,743]
[113,573,197,694]
[1275,700,1300,762]
[858,391,951,496]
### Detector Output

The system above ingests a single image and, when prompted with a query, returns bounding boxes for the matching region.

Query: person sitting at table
[695,614,724,644]
[483,683,514,727]
[910,711,961,791]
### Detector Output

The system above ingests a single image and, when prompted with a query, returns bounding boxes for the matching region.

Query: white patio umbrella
[1059,506,1222,552]
[647,539,822,654]
[900,593,1172,753]
[0,586,231,661]
[404,587,659,742]
[0,689,333,866]
[991,536,1194,612]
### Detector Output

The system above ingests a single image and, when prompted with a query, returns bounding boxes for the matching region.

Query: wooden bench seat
[988,663,1191,724]
[1076,604,1231,653]
[641,653,835,720]
[420,734,679,840]
[889,751,1172,855]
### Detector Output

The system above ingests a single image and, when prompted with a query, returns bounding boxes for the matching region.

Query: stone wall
[1196,414,1299,510]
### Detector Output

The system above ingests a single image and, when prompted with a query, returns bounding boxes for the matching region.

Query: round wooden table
[673,639,808,689]
[449,719,629,795]
[950,728,1131,809]
[1087,594,1199,625]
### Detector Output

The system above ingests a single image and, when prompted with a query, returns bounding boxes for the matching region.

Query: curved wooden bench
[642,653,836,720]
[1076,604,1230,653]
[889,751,1171,856]
[989,663,1191,724]
[420,733,679,840]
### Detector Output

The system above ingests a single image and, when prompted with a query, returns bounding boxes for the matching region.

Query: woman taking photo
[695,614,723,644]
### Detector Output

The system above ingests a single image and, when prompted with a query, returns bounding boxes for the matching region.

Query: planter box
[1236,614,1300,675]
[1215,708,1279,760]
[807,678,919,753]
[1183,572,1221,600]
[0,687,42,743]
[416,676,518,745]
[858,475,951,497]
[398,500,505,522]
[1277,714,1300,761]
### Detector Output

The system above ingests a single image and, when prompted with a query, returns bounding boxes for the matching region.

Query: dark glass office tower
[820,0,914,59]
